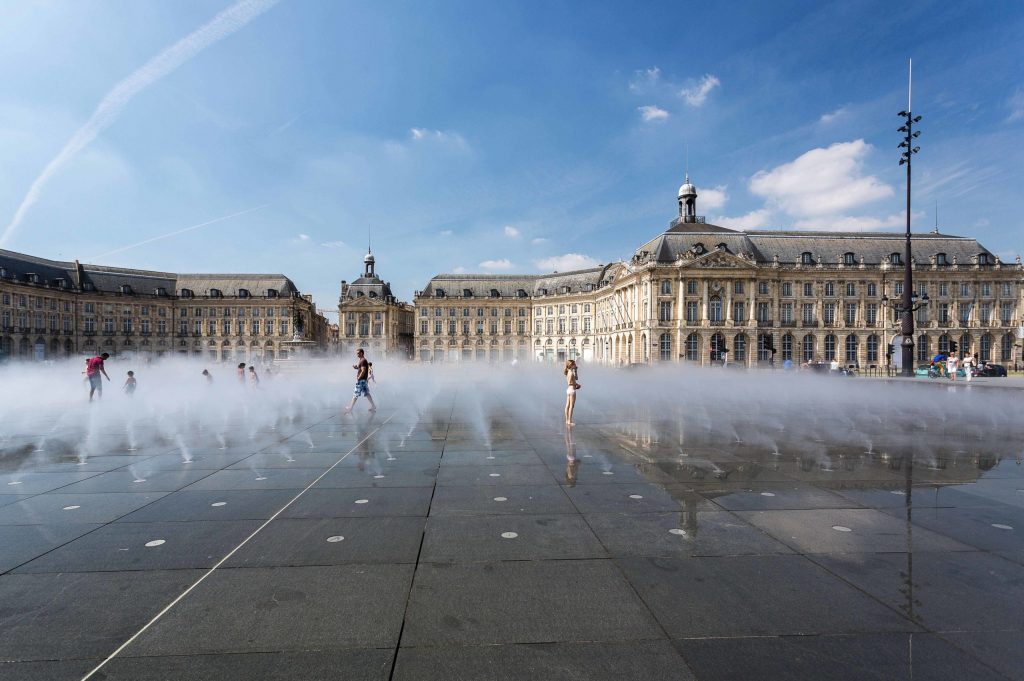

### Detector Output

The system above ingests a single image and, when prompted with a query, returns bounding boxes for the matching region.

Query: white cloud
[321,240,345,248]
[440,229,454,236]
[699,185,728,211]
[531,237,548,245]
[1007,87,1024,122]
[534,253,600,272]
[410,128,468,148]
[715,208,774,230]
[750,140,893,218]
[451,266,467,274]
[679,74,720,107]
[819,106,848,124]
[638,105,669,122]
[629,66,661,92]
[480,258,514,270]
[503,225,520,238]
[0,0,280,247]
[297,233,311,241]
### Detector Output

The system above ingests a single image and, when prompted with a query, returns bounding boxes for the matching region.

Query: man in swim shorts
[344,348,377,414]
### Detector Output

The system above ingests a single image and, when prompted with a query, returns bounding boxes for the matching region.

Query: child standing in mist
[564,359,580,425]
[123,371,137,397]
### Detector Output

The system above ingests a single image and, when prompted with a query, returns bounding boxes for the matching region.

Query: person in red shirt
[85,353,110,402]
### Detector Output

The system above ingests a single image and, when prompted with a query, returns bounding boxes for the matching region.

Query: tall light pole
[884,60,927,377]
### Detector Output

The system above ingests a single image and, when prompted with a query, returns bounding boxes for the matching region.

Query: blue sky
[1,0,1021,319]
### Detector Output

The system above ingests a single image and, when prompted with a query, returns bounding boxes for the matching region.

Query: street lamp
[883,60,924,377]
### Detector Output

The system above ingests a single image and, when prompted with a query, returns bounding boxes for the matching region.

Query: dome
[677,174,696,198]
[363,251,375,264]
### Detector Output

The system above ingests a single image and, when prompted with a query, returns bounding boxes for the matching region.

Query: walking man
[344,348,376,414]
[86,352,110,402]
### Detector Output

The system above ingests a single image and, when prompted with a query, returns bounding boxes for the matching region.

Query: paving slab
[428,484,576,516]
[125,564,414,656]
[281,486,433,518]
[393,640,696,681]
[0,491,168,525]
[0,471,103,494]
[421,514,606,562]
[617,555,919,638]
[435,464,556,486]
[116,488,298,522]
[226,516,425,566]
[0,523,101,573]
[14,519,261,573]
[98,649,394,681]
[402,560,663,646]
[56,468,214,493]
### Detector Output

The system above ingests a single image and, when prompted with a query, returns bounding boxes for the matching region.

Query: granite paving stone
[421,514,607,562]
[428,484,577,516]
[0,492,168,525]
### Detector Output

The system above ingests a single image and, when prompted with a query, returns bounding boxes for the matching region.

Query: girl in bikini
[564,359,580,425]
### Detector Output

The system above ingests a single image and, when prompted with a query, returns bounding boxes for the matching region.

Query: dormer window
[435,289,445,298]
[267,288,278,298]
[463,288,473,298]
[490,288,500,298]
[538,288,548,296]
[843,252,855,265]
[936,253,948,265]
[693,243,706,255]
[369,291,378,298]
[561,286,570,294]
[801,252,813,265]
[889,253,902,265]
[155,287,167,296]
[238,288,250,298]
[119,284,132,295]
[978,253,990,265]
[180,288,193,298]
[210,288,222,298]
[716,242,728,251]
[517,289,527,298]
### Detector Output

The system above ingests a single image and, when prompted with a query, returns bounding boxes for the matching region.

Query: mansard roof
[419,264,617,299]
[634,226,997,266]
[0,248,299,297]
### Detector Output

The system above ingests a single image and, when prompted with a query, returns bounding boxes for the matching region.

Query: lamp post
[884,60,924,377]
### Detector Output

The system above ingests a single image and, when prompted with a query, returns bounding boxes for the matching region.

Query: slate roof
[634,225,998,266]
[419,264,618,299]
[341,274,394,301]
[0,248,299,297]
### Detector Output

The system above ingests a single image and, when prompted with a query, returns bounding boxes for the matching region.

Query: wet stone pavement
[1,391,1023,680]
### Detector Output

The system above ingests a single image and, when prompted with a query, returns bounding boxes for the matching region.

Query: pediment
[682,250,758,269]
[340,296,385,309]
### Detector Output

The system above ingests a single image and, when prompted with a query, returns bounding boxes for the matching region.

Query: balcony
[709,320,725,327]
[780,321,796,328]
[756,320,774,328]
[801,321,819,328]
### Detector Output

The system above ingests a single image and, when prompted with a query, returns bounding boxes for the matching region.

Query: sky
[1,0,1022,320]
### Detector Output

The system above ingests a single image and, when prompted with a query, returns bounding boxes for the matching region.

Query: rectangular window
[252,320,260,334]
[846,283,855,297]
[979,303,991,324]
[373,323,382,335]
[267,321,275,335]
[434,321,442,334]
[450,321,458,335]
[1002,283,1012,297]
[825,282,835,297]
[781,303,793,323]
[504,320,511,334]
[803,283,813,297]
[462,321,469,335]
[157,320,167,333]
[916,306,928,324]
[140,306,149,316]
[280,321,289,336]
[557,318,566,333]
[518,320,526,334]
[823,303,836,324]
[583,318,591,332]
[939,303,949,323]
[757,302,770,322]
[84,318,95,333]
[421,320,428,334]
[894,283,903,296]
[867,283,877,297]
[535,321,542,334]
[659,301,672,322]
[434,307,442,316]
[268,307,275,317]
[545,319,553,334]
[844,303,856,325]
[686,280,697,295]
[207,321,215,335]
[421,307,427,316]
[801,304,814,324]
[193,320,202,334]
[660,280,672,295]
[570,318,578,333]
[960,283,970,297]
[733,302,745,322]
[222,320,231,334]
[782,282,792,297]
[178,321,187,335]
[63,316,72,332]
[959,303,971,323]
[251,308,260,317]
[141,319,151,334]
[939,282,949,297]
[475,321,483,335]
[733,281,744,294]
[867,303,878,324]
[758,282,769,295]
[981,283,991,297]
[686,301,698,323]
[1001,303,1012,323]
[84,302,95,313]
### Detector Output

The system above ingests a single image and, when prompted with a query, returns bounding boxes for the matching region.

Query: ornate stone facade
[415,176,1024,368]
[0,249,329,362]
[337,251,414,358]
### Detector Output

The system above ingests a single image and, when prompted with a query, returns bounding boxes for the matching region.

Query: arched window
[916,335,929,362]
[710,333,726,362]
[756,334,771,362]
[824,334,837,361]
[686,333,699,361]
[802,334,815,362]
[733,334,746,361]
[938,334,949,353]
[959,333,971,356]
[781,333,793,361]
[866,334,879,362]
[845,334,858,363]
[980,333,992,362]
[659,333,672,361]
[1002,334,1014,362]
[708,296,722,322]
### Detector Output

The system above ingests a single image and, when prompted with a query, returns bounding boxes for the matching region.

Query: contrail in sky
[0,0,279,248]
[87,204,269,260]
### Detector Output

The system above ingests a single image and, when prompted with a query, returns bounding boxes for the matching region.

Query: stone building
[415,174,1023,368]
[0,249,329,362]
[338,250,414,359]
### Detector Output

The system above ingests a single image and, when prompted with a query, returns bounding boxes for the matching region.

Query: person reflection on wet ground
[564,424,579,486]
[354,410,379,473]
